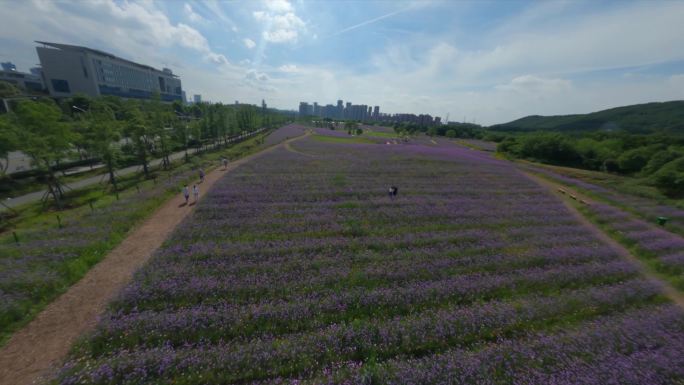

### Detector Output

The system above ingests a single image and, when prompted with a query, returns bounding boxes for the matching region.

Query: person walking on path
[182,185,190,204]
[193,184,199,203]
[199,169,205,183]
[222,157,229,170]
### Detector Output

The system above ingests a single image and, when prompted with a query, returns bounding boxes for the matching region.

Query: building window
[25,81,43,92]
[51,79,71,93]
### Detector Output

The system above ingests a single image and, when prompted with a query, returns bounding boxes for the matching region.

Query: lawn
[311,133,376,144]
[363,129,398,139]
[54,136,684,384]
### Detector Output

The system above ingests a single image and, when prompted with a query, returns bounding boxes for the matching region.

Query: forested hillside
[491,101,684,133]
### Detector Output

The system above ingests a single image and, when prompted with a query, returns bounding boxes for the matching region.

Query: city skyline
[1,1,683,124]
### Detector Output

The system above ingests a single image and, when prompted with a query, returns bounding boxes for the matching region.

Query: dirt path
[0,134,309,385]
[284,142,315,157]
[521,170,684,309]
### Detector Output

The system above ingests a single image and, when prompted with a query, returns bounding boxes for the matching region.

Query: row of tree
[0,89,288,208]
[497,132,684,197]
[392,121,488,140]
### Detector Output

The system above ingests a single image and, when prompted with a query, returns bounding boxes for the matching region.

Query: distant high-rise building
[262,99,267,109]
[1,62,16,71]
[373,106,380,118]
[35,41,182,101]
[324,104,335,118]
[299,101,311,116]
[313,102,320,116]
[336,100,343,119]
[181,90,187,104]
[193,94,202,103]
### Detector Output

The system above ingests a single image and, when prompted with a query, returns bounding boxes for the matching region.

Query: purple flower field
[0,171,190,337]
[519,162,684,235]
[55,138,684,384]
[585,203,684,285]
[515,161,684,288]
[262,124,309,147]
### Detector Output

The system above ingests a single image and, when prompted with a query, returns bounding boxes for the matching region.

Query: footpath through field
[521,170,684,309]
[0,133,309,385]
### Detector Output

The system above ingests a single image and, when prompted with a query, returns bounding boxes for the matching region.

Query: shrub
[651,156,684,197]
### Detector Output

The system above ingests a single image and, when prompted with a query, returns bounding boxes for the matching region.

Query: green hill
[490,100,684,133]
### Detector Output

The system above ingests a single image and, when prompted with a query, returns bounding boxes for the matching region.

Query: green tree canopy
[7,99,74,206]
[0,81,21,98]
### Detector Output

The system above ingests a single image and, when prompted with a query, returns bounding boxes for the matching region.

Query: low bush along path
[0,134,309,385]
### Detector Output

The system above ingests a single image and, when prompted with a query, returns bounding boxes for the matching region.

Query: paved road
[1,129,266,211]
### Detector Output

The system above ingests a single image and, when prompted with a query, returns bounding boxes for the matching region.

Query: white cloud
[264,0,293,13]
[253,2,306,44]
[244,69,276,92]
[206,52,229,65]
[243,38,256,49]
[263,28,298,43]
[452,1,684,82]
[184,3,205,23]
[2,1,230,68]
[495,75,572,94]
[246,69,270,82]
[278,64,299,73]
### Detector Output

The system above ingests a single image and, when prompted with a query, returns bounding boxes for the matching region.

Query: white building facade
[36,41,182,102]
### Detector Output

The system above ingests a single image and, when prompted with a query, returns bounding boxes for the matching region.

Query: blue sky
[1,0,683,124]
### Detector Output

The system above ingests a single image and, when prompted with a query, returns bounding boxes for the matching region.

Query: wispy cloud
[243,38,256,49]
[199,0,238,31]
[184,3,205,23]
[253,0,306,44]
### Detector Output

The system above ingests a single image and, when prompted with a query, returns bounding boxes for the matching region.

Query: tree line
[497,131,684,197]
[0,85,288,208]
[385,117,682,197]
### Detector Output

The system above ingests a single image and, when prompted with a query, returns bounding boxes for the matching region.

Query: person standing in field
[222,157,229,170]
[199,168,205,183]
[193,184,199,203]
[182,185,189,204]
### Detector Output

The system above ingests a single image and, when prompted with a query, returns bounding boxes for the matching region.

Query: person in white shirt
[182,185,189,204]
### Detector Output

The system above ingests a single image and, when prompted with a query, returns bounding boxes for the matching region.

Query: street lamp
[72,105,87,114]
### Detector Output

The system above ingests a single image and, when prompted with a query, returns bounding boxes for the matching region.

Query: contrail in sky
[329,7,412,37]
